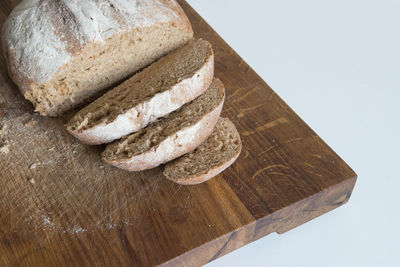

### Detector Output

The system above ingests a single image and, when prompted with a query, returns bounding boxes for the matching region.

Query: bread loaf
[2,0,193,116]
[66,39,213,145]
[102,78,225,171]
[163,118,242,185]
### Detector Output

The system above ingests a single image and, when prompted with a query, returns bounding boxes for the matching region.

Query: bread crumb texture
[67,39,212,132]
[164,117,242,180]
[103,78,225,160]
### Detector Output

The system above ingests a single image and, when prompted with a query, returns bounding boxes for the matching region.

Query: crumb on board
[0,144,10,154]
[0,124,9,154]
[30,162,40,169]
[0,124,6,137]
[27,177,36,184]
[48,147,55,152]
[0,123,8,131]
[24,119,37,127]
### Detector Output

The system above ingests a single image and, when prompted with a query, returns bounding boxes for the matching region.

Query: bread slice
[3,0,193,116]
[102,78,225,171]
[163,118,242,185]
[66,39,214,145]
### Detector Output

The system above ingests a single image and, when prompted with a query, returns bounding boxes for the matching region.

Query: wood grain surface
[0,0,357,266]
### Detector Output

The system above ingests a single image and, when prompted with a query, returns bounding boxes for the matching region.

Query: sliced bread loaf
[2,0,193,116]
[163,118,242,185]
[66,39,214,145]
[102,78,225,171]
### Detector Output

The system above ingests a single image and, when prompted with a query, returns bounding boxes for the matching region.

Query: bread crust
[160,0,193,33]
[102,94,224,171]
[66,50,214,145]
[2,0,193,116]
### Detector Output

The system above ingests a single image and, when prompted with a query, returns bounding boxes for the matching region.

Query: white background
[186,0,400,266]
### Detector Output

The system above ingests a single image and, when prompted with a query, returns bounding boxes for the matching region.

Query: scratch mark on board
[286,137,304,144]
[267,171,287,176]
[309,171,323,178]
[251,164,290,180]
[168,184,182,203]
[242,118,289,136]
[226,87,244,100]
[304,162,315,169]
[231,87,258,104]
[237,104,263,118]
[258,145,278,156]
[243,148,250,159]
[223,106,234,113]
[268,91,276,101]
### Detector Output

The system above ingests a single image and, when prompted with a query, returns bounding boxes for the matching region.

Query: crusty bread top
[66,39,213,132]
[163,117,241,180]
[103,78,225,161]
[2,0,192,89]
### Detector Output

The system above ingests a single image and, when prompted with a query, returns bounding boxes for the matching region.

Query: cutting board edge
[160,174,357,266]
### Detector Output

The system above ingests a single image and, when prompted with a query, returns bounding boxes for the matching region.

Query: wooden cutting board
[0,1,357,266]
